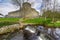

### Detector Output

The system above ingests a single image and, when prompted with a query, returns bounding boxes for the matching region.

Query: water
[24,26,51,40]
[0,26,60,40]
[10,30,24,40]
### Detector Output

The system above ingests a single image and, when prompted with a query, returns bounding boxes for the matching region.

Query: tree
[42,0,50,20]
[43,0,50,10]
[12,0,25,18]
[12,0,29,8]
[17,0,24,18]
[52,0,57,22]
[11,0,39,19]
[42,0,59,21]
[12,0,24,9]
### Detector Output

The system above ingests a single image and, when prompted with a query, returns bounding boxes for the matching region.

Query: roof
[8,10,20,14]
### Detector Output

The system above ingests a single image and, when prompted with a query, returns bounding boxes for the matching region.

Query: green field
[0,18,60,28]
[0,18,20,27]
[0,18,19,22]
[23,18,51,24]
[23,18,60,27]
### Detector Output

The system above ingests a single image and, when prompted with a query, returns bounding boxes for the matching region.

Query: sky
[28,0,43,13]
[0,0,43,16]
[0,0,20,16]
[0,0,60,16]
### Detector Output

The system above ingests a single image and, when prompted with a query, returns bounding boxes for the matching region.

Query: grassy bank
[0,18,20,27]
[23,18,51,24]
[0,18,60,28]
[23,18,60,27]
[47,21,60,28]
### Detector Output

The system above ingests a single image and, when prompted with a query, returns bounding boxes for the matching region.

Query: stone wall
[0,24,21,34]
[6,2,39,18]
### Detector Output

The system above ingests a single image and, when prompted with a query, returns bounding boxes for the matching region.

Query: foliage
[42,10,60,20]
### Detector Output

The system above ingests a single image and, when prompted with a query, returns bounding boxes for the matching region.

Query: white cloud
[2,0,60,16]
[0,3,19,15]
[28,0,42,13]
[0,0,43,16]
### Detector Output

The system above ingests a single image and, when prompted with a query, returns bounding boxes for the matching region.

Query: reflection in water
[1,26,60,40]
[25,26,36,33]
[24,26,51,40]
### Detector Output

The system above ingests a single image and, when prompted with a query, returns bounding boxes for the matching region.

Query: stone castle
[5,2,39,18]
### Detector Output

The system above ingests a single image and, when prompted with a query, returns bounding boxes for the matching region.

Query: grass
[54,21,60,27]
[23,18,52,25]
[0,18,19,22]
[23,18,60,27]
[0,18,20,27]
[47,21,60,28]
[0,18,60,28]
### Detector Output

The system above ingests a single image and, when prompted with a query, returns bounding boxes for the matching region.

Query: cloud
[0,0,20,16]
[0,0,11,3]
[0,3,19,15]
[0,0,43,15]
[30,0,43,12]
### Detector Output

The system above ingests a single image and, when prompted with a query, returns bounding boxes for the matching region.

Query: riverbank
[0,18,60,34]
[0,18,60,27]
[0,25,60,40]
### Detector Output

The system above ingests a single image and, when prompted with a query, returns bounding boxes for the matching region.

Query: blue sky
[0,0,20,15]
[0,0,43,16]
[0,0,9,3]
[28,0,43,11]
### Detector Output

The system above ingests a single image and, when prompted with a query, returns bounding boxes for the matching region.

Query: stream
[0,26,60,40]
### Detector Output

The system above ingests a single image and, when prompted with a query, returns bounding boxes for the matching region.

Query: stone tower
[6,2,39,18]
[20,2,39,18]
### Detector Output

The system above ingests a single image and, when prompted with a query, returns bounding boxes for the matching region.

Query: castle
[5,2,39,18]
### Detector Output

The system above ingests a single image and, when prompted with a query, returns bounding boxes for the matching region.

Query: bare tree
[52,0,57,22]
[43,0,50,10]
[42,0,50,20]
[53,0,55,10]
[12,0,26,18]
[42,0,58,21]
[12,0,24,9]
